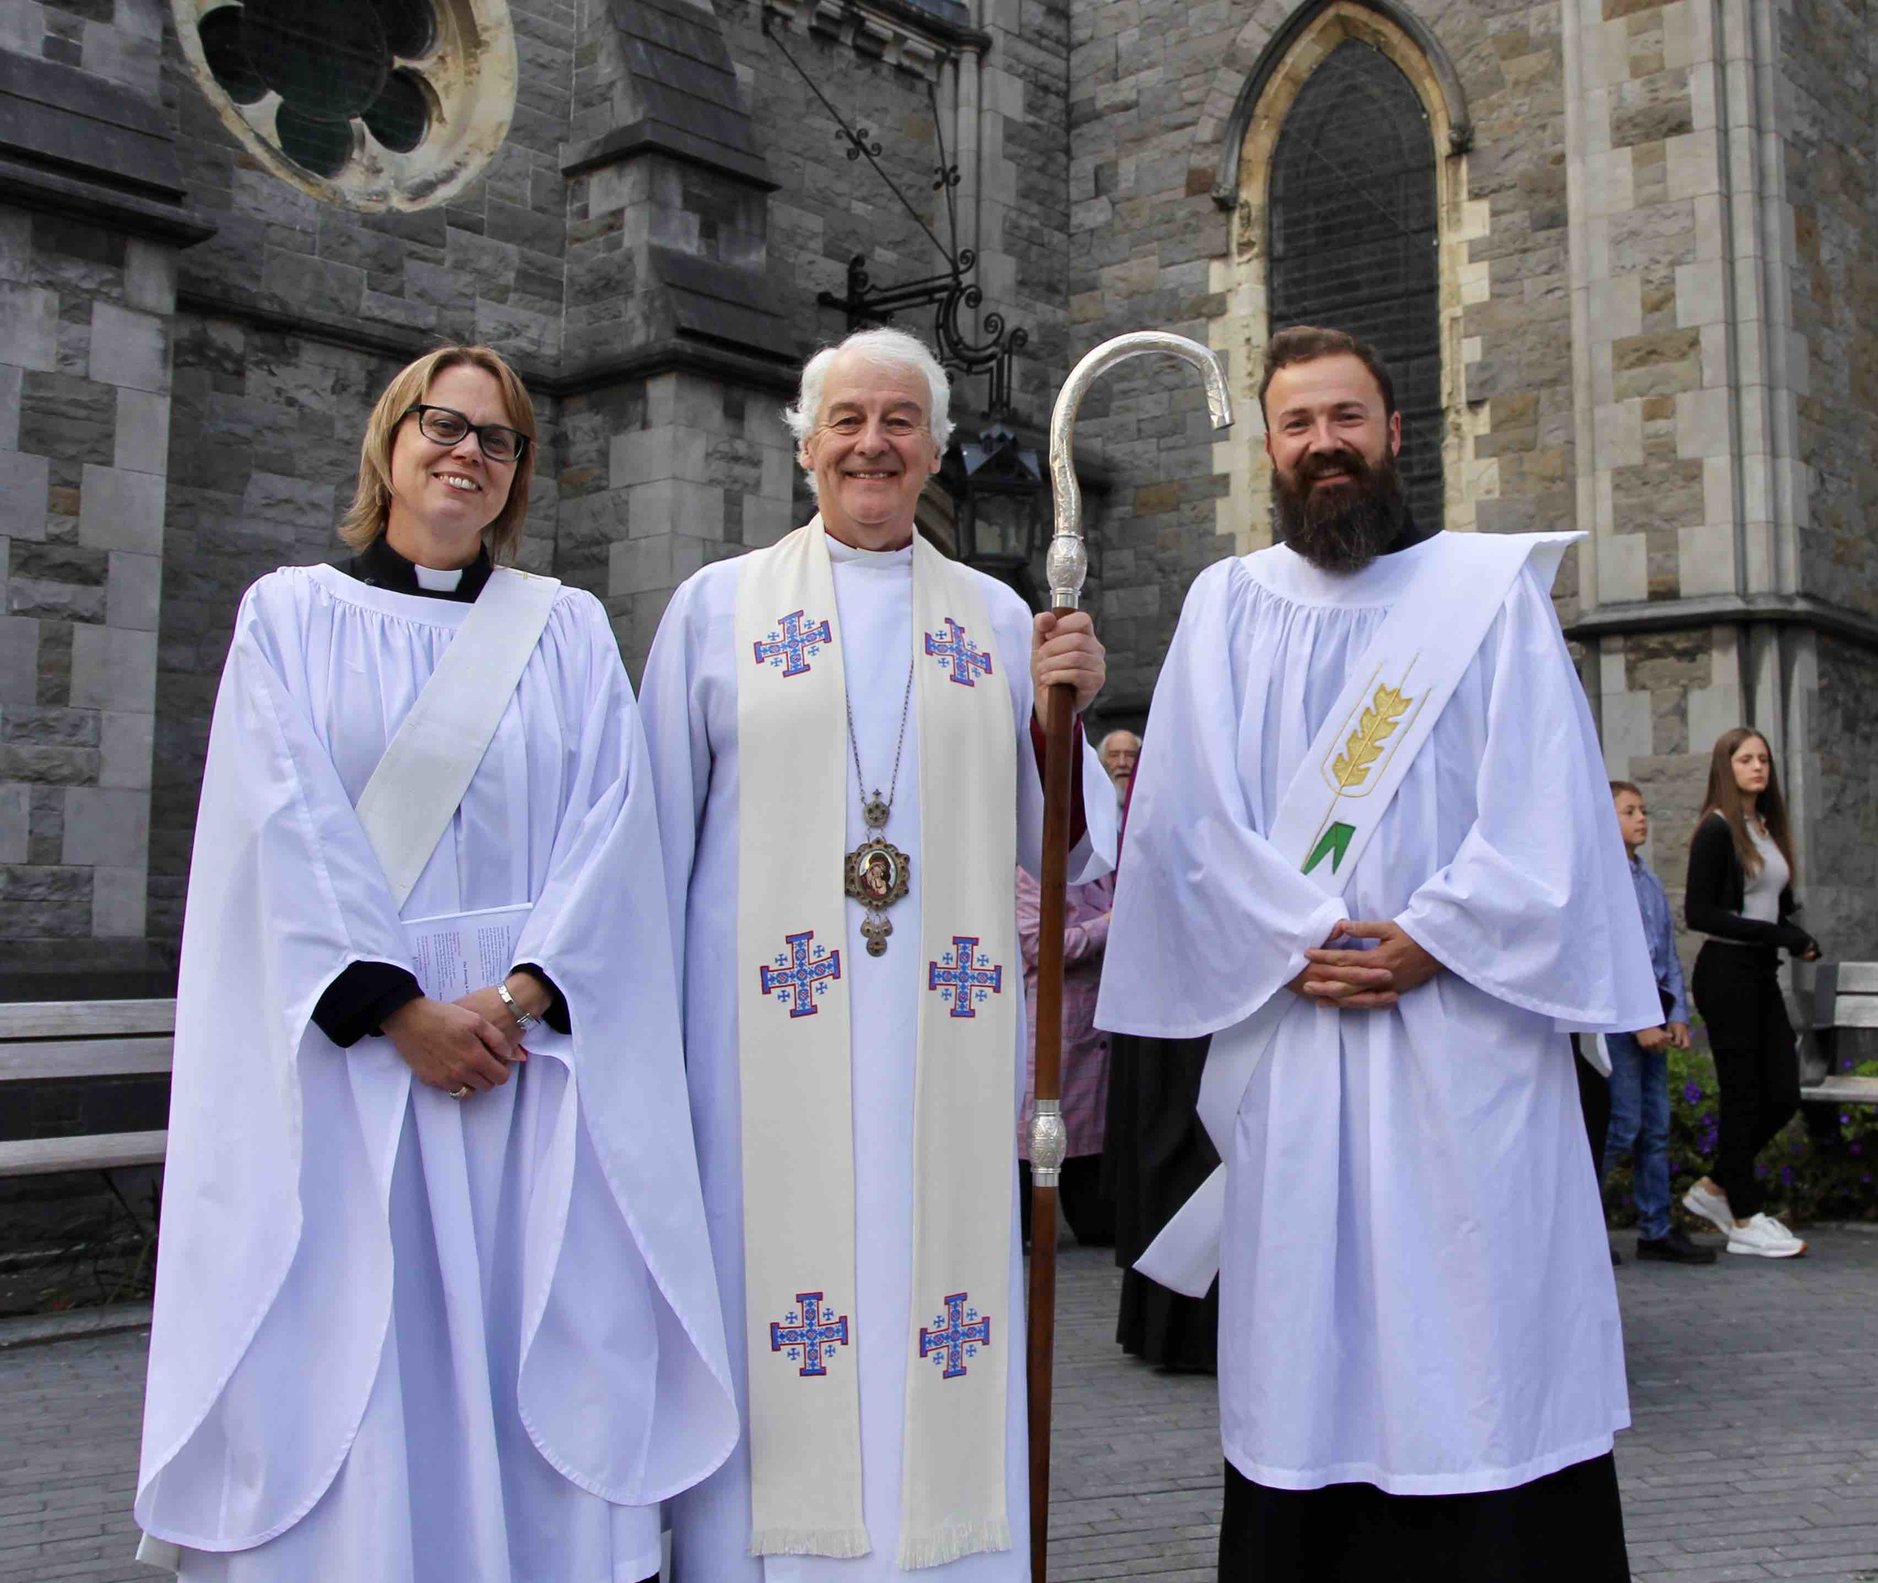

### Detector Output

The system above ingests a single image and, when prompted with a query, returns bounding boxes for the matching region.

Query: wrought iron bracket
[817,253,1028,418]
[765,8,1029,418]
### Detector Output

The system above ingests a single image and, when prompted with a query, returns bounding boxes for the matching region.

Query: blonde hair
[338,345,538,561]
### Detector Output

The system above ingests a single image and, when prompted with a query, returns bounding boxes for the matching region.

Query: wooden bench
[1807,962,1878,1108]
[0,999,174,1177]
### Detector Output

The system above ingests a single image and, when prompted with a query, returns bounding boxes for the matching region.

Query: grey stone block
[111,388,169,477]
[0,781,26,862]
[89,860,145,936]
[86,302,169,394]
[0,614,39,705]
[77,464,164,555]
[0,361,19,449]
[0,282,58,373]
[67,623,154,710]
[104,551,160,631]
[60,784,147,867]
[0,449,48,543]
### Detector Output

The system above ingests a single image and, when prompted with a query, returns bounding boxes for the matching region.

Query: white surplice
[1097,538,1662,1496]
[137,567,736,1583]
[640,537,1115,1581]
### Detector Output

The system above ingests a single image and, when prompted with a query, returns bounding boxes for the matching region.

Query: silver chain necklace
[842,654,915,955]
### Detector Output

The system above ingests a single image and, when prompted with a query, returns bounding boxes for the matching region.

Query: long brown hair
[338,345,538,561]
[1696,727,1796,880]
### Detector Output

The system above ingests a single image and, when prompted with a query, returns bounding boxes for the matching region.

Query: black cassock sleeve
[312,960,569,1047]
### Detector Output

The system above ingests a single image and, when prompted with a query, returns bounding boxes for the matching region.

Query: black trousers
[1219,1453,1629,1581]
[1692,941,1798,1220]
[1573,1037,1610,1182]
[1019,1155,1114,1246]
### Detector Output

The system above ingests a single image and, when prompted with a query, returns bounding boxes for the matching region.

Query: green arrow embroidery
[1303,821,1356,876]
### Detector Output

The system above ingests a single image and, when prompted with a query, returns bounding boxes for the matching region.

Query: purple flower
[1850,1143,1863,1157]
[1755,1163,1769,1179]
[1684,1081,1704,1104]
[1780,1165,1794,1186]
[1841,1114,1853,1127]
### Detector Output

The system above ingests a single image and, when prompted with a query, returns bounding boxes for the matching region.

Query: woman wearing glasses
[136,348,734,1582]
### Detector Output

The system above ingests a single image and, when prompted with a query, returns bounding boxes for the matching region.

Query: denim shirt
[1630,854,1689,1024]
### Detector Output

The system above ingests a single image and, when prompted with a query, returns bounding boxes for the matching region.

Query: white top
[1098,539,1661,1496]
[640,538,1114,1581]
[1743,821,1789,922]
[137,567,736,1574]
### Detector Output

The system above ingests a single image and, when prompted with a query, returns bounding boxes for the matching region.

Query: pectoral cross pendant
[845,791,911,957]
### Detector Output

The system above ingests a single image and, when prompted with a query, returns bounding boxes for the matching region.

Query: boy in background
[1606,781,1717,1265]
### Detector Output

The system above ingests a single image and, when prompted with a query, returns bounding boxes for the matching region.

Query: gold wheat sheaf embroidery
[1331,684,1414,790]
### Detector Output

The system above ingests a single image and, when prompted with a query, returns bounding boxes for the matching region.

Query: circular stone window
[173,0,516,211]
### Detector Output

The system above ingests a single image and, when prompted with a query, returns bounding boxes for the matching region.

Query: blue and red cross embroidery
[924,617,993,687]
[928,935,1003,1018]
[754,610,832,678]
[771,1291,851,1378]
[761,929,841,1017]
[919,1291,991,1380]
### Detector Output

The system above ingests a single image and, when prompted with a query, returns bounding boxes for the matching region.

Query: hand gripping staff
[1028,333,1232,1578]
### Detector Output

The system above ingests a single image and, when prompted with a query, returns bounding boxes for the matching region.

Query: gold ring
[448,1085,471,1100]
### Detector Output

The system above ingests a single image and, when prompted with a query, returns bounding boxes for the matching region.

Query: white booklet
[404,903,533,1001]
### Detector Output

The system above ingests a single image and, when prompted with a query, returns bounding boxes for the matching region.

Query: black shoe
[1636,1227,1719,1265]
[1610,1246,1622,1266]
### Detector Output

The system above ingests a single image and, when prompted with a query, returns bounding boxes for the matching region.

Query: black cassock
[1101,1029,1219,1372]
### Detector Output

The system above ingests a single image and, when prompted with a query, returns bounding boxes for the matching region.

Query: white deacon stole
[1136,531,1580,1298]
[734,521,1017,1568]
[354,566,561,909]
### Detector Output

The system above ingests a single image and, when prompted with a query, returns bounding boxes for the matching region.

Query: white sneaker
[1749,1212,1805,1249]
[1682,1181,1734,1235]
[1726,1213,1807,1258]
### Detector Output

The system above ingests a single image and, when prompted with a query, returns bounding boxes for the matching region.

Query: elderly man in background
[1099,729,1140,804]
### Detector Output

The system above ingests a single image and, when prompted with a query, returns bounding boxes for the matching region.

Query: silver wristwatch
[496,980,539,1031]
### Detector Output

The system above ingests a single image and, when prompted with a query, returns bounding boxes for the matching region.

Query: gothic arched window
[1268,38,1442,531]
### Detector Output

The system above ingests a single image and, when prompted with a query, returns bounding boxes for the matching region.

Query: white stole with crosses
[735,520,1017,1567]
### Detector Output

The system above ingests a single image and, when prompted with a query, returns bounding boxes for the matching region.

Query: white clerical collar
[826,534,914,567]
[413,563,466,592]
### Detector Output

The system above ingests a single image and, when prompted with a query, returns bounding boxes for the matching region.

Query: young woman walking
[1680,728,1821,1258]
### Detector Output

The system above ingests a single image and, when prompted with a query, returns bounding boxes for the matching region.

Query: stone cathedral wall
[1778,0,1878,622]
[0,0,1873,984]
[1773,0,1878,959]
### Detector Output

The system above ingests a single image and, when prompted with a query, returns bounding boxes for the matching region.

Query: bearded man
[1097,326,1659,1581]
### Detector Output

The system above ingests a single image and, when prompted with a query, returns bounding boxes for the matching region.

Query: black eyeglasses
[401,404,530,464]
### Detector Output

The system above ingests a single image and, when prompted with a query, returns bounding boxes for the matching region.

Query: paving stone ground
[2,1229,1874,1581]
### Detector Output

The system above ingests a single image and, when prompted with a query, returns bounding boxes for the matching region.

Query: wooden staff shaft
[1026,674,1077,1581]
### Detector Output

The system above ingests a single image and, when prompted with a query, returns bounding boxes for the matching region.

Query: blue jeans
[1601,1032,1671,1240]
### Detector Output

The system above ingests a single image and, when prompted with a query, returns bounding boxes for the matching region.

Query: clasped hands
[1288,918,1443,1010]
[382,975,549,1095]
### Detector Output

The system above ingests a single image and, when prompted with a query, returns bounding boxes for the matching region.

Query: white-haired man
[1098,729,1140,804]
[640,326,1117,1580]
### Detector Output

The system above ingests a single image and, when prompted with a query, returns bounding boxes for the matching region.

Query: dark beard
[1272,446,1409,573]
